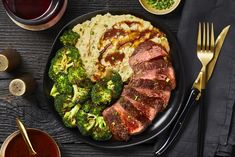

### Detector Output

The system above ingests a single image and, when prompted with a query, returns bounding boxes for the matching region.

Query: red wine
[3,0,52,19]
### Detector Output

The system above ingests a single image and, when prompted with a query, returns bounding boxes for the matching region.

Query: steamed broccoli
[63,104,81,128]
[91,116,112,141]
[91,82,112,105]
[55,74,73,95]
[54,94,74,116]
[68,65,87,84]
[49,46,80,81]
[60,30,80,46]
[50,84,60,98]
[81,100,105,115]
[76,110,96,136]
[91,71,123,105]
[76,111,111,140]
[104,70,123,100]
[72,85,90,103]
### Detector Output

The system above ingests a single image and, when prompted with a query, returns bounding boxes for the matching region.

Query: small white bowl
[139,0,181,15]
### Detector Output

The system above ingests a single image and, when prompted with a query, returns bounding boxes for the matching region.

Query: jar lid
[0,54,8,72]
[9,79,26,96]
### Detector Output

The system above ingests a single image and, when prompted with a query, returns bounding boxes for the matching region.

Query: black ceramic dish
[43,9,185,149]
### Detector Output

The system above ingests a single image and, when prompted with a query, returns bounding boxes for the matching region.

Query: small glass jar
[2,0,68,31]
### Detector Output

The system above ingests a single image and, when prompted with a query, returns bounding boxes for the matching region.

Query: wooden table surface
[0,0,183,156]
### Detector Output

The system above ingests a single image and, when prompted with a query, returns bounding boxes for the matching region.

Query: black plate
[43,9,185,149]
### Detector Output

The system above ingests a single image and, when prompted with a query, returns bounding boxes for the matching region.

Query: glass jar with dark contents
[2,0,68,31]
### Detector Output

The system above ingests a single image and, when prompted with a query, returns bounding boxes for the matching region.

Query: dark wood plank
[60,143,153,157]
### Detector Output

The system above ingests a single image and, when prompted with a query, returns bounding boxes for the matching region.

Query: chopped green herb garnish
[147,0,175,10]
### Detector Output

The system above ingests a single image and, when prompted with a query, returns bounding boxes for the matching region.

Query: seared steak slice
[133,67,176,89]
[123,95,157,121]
[122,87,164,111]
[129,79,173,91]
[129,41,168,66]
[134,88,171,108]
[103,107,129,141]
[132,58,170,73]
[119,97,150,124]
[113,103,145,135]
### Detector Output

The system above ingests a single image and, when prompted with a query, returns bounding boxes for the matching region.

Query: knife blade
[207,25,230,81]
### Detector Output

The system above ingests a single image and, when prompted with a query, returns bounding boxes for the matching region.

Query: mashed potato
[73,13,169,82]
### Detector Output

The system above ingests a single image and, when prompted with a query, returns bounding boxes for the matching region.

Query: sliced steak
[102,107,129,141]
[129,41,168,66]
[134,88,171,108]
[132,58,170,73]
[133,67,176,89]
[129,79,173,91]
[123,95,157,121]
[113,103,145,135]
[122,87,164,111]
[119,97,150,124]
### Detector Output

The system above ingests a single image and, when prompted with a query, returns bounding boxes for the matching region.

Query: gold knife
[155,25,231,156]
[207,25,230,81]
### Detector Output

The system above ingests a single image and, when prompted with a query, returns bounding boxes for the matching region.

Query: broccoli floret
[81,101,91,113]
[65,46,80,61]
[91,116,112,141]
[91,71,123,105]
[50,84,59,98]
[60,30,80,46]
[72,85,90,103]
[55,74,73,95]
[76,110,112,140]
[54,94,74,116]
[81,100,105,115]
[63,104,81,128]
[68,65,87,84]
[76,110,96,136]
[91,82,112,105]
[104,70,123,100]
[49,48,72,80]
[49,46,80,81]
[80,78,94,89]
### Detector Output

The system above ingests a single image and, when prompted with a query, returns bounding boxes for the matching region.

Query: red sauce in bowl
[4,129,60,157]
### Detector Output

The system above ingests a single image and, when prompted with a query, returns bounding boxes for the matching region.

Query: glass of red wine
[2,0,68,31]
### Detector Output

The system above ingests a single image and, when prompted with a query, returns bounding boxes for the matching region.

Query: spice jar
[0,49,21,72]
[9,74,36,96]
[2,0,68,31]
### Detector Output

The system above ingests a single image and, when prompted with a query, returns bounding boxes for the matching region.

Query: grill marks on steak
[129,41,168,66]
[102,40,176,141]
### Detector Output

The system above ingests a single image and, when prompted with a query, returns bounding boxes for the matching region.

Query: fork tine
[210,23,215,51]
[197,22,201,51]
[202,22,206,51]
[206,23,209,51]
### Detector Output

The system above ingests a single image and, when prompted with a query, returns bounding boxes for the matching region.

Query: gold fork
[197,22,215,157]
[197,22,215,90]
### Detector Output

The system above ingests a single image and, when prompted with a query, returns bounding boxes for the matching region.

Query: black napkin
[159,0,235,156]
